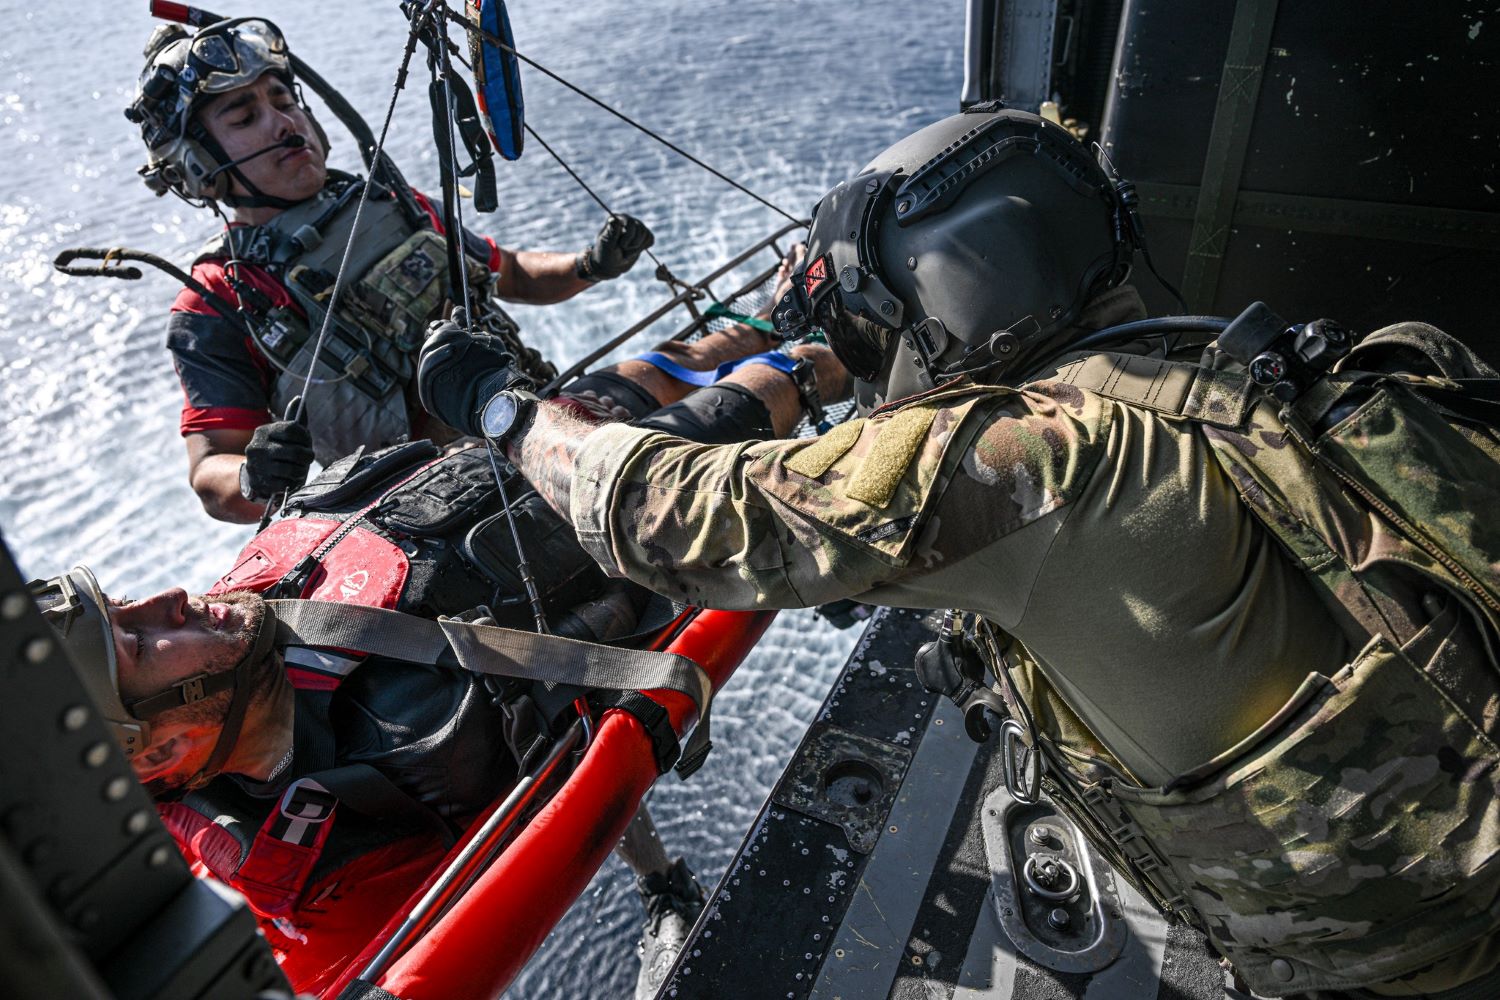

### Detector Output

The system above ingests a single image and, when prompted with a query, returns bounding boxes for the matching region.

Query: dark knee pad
[559,370,661,421]
[632,383,774,445]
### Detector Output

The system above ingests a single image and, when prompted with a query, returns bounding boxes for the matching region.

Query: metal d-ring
[1023,854,1081,902]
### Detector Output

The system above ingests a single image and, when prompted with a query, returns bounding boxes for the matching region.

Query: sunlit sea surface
[0,1,963,995]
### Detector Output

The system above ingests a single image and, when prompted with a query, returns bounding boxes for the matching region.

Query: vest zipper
[272,458,444,598]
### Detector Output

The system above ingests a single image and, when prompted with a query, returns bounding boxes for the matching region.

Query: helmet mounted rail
[775,104,1148,404]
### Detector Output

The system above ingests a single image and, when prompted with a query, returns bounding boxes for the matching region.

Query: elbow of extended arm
[188,461,261,524]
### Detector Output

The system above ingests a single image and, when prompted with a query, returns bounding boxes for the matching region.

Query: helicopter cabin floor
[661,607,1251,1000]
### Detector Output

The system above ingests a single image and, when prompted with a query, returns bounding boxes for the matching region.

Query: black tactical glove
[417,313,535,437]
[239,417,314,503]
[575,213,654,282]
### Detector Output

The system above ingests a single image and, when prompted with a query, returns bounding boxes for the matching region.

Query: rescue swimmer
[127,17,656,523]
[427,105,1500,1000]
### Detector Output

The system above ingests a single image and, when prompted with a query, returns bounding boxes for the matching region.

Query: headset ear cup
[182,142,230,201]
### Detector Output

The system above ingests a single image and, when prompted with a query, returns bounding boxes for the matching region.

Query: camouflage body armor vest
[197,172,539,464]
[1007,322,1500,996]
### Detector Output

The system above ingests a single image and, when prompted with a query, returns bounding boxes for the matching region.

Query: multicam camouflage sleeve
[564,381,1109,613]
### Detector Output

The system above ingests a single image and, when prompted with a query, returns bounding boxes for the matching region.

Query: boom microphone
[204,134,308,181]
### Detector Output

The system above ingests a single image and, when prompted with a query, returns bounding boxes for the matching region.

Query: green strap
[704,302,778,335]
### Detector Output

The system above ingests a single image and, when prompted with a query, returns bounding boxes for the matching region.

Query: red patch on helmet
[802,254,832,299]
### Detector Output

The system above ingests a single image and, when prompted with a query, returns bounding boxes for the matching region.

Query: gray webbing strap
[267,599,716,768]
[1181,0,1282,311]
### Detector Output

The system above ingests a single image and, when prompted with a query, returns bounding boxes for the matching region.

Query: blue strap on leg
[635,350,828,432]
[634,350,798,385]
[633,351,720,387]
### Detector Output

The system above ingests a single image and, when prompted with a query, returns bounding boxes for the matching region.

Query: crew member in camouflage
[430,107,1500,998]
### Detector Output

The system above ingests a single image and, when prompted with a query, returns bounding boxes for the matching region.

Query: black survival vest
[213,440,610,631]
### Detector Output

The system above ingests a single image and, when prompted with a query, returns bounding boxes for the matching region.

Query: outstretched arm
[492,214,655,304]
[491,247,592,304]
[503,400,602,520]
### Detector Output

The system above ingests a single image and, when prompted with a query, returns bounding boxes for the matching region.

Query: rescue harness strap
[266,599,716,774]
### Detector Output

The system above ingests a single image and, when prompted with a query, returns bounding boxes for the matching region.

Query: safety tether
[266,599,717,773]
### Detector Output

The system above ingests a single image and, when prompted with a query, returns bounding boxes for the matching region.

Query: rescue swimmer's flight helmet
[126,17,330,206]
[773,105,1135,406]
[29,568,276,780]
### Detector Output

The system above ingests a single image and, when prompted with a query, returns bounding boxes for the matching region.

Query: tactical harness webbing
[1011,332,1500,995]
[220,598,717,915]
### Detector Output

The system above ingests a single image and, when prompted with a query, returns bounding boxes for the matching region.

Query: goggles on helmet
[133,18,292,140]
[181,18,290,100]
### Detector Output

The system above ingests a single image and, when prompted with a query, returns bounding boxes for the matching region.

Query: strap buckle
[788,356,829,432]
[279,779,337,824]
[594,691,682,775]
[272,778,338,848]
[177,674,207,704]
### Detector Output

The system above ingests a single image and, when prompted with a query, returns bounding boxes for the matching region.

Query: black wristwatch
[479,388,541,444]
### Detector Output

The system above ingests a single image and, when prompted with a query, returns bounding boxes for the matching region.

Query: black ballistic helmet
[774,105,1135,406]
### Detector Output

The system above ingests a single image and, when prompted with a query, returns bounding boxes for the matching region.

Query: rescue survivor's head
[31,568,282,796]
[127,17,328,211]
[772,106,1136,408]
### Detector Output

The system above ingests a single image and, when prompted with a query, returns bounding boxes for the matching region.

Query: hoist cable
[445,7,802,227]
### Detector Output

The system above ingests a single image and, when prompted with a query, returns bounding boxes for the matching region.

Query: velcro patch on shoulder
[786,419,865,479]
[847,406,938,508]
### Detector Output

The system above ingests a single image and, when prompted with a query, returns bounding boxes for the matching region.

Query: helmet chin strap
[178,604,280,790]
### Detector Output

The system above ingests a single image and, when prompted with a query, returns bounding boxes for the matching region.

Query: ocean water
[0,1,964,996]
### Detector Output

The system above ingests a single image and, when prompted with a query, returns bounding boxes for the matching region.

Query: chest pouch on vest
[369,447,501,535]
[285,441,441,514]
[1295,377,1500,628]
[281,268,408,401]
[1101,631,1500,995]
[341,228,460,353]
[463,493,609,625]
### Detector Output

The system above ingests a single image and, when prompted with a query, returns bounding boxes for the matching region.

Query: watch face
[480,392,521,439]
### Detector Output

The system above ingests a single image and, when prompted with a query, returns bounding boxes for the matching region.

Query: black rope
[447,38,689,294]
[445,7,802,227]
[521,122,684,289]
